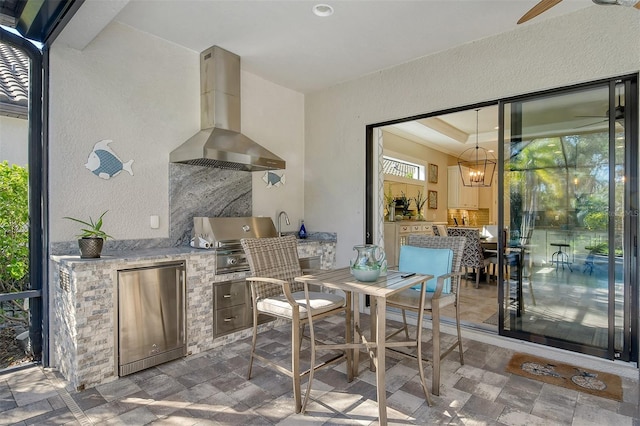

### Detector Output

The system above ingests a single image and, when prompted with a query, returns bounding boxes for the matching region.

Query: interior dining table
[296,267,433,424]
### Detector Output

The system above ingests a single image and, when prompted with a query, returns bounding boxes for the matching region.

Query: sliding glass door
[499,76,637,361]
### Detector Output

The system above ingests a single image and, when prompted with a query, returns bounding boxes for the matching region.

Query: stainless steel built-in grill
[193,216,278,274]
[193,216,279,337]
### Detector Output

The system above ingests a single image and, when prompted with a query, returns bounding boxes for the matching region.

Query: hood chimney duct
[170,46,286,171]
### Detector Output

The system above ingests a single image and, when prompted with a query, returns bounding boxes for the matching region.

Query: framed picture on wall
[428,190,438,209]
[428,163,438,183]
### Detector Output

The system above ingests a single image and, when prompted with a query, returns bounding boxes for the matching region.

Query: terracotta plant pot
[78,237,104,258]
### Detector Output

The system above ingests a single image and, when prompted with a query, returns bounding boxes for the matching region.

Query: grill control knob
[242,225,250,232]
[227,258,238,265]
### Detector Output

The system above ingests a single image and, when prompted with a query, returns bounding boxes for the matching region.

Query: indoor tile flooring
[441,277,499,326]
[1,314,638,425]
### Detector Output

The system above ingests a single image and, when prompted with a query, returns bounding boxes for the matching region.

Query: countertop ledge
[51,237,337,266]
[50,247,208,265]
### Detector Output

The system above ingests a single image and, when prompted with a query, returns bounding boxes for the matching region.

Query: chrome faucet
[277,211,290,237]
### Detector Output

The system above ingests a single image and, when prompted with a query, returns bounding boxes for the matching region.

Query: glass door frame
[496,74,638,362]
[365,75,638,363]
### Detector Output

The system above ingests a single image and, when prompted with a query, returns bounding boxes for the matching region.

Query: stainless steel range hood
[170,46,285,171]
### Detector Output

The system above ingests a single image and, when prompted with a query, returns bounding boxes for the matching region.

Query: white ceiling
[58,0,593,94]
[56,0,621,156]
[383,106,501,157]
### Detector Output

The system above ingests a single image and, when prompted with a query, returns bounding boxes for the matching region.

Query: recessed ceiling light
[313,4,334,17]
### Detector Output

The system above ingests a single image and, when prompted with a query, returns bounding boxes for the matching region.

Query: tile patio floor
[1,314,638,425]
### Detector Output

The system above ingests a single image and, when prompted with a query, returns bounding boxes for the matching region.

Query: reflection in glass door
[499,77,637,361]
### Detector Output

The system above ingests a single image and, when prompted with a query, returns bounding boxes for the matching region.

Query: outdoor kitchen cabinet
[213,280,252,337]
[49,239,336,390]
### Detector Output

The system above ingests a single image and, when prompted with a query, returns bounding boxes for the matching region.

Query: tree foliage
[0,161,28,283]
[0,161,29,326]
[508,132,614,231]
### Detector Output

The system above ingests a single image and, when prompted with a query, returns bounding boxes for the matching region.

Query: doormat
[506,352,622,401]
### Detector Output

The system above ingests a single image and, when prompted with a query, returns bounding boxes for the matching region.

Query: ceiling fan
[575,93,625,128]
[518,0,640,24]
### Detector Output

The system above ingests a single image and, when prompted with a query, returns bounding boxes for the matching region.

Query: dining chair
[386,234,466,397]
[486,228,506,281]
[446,227,492,288]
[486,228,536,306]
[433,224,448,236]
[481,224,499,239]
[241,235,352,414]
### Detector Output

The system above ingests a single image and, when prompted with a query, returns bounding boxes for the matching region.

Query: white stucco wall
[0,116,28,166]
[49,21,304,242]
[304,7,640,268]
[244,71,305,232]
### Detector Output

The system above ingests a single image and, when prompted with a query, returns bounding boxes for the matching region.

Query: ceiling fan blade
[635,2,640,9]
[576,119,608,129]
[518,0,564,24]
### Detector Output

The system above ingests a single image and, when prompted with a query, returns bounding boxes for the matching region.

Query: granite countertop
[50,246,212,266]
[278,232,337,242]
[51,235,337,266]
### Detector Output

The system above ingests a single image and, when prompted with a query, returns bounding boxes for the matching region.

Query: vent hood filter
[170,46,285,172]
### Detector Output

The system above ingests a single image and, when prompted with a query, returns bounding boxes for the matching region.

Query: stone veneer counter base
[50,240,336,391]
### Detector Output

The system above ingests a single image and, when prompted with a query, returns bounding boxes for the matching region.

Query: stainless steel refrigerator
[117,261,186,376]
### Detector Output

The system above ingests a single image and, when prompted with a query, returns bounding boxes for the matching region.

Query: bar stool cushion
[257,291,345,319]
[387,288,456,309]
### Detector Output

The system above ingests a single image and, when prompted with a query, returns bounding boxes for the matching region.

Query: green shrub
[583,211,608,231]
[587,242,623,257]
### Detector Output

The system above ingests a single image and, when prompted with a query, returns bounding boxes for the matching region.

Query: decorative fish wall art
[262,171,285,188]
[85,140,134,180]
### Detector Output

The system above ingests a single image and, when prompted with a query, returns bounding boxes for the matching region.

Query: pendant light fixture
[457,108,496,187]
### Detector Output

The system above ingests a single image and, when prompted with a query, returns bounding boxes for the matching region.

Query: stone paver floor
[1,315,638,425]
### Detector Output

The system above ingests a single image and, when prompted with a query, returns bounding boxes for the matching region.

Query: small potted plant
[399,191,412,218]
[414,190,427,221]
[64,211,113,258]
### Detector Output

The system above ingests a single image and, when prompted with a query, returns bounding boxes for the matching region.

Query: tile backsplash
[447,208,490,227]
[169,163,251,246]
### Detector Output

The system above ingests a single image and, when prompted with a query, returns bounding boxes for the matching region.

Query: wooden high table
[296,268,433,424]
